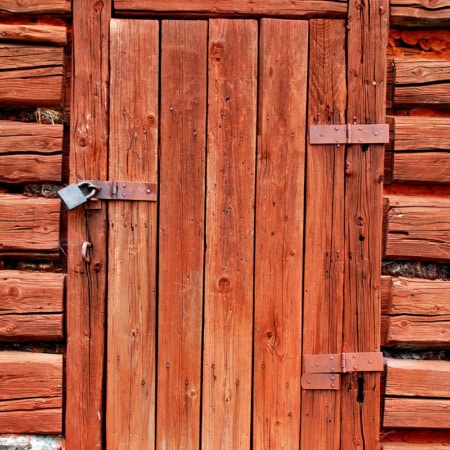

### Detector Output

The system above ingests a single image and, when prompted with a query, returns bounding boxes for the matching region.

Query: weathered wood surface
[0,195,60,258]
[0,44,64,69]
[383,443,450,449]
[0,314,63,340]
[0,351,62,433]
[391,59,450,105]
[0,121,63,153]
[253,19,307,450]
[202,19,257,450]
[0,67,63,107]
[382,276,450,315]
[114,0,347,16]
[301,19,346,450]
[0,271,64,313]
[341,0,387,447]
[382,315,450,346]
[156,20,206,450]
[107,19,158,450]
[0,120,63,183]
[0,24,67,45]
[385,358,450,398]
[384,196,450,261]
[66,0,110,448]
[384,398,450,429]
[385,116,450,184]
[0,0,71,14]
[390,0,450,26]
[388,116,450,152]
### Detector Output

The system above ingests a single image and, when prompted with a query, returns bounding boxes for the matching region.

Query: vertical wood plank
[301,19,347,450]
[202,19,257,450]
[107,19,159,450]
[157,20,208,450]
[253,19,308,450]
[66,0,110,448]
[342,0,388,448]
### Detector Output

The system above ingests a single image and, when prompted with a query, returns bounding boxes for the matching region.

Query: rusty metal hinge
[301,352,384,390]
[310,124,389,145]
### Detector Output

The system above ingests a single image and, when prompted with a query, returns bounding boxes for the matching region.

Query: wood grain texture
[391,0,450,26]
[107,19,159,450]
[253,19,307,450]
[382,315,450,346]
[156,20,207,450]
[301,19,346,450]
[0,44,64,69]
[385,358,450,398]
[384,398,450,429]
[388,153,450,185]
[389,117,450,152]
[0,314,63,341]
[342,0,387,447]
[202,19,257,450]
[0,24,67,45]
[382,276,450,315]
[0,351,62,433]
[114,0,347,16]
[0,0,71,14]
[0,195,60,258]
[0,67,63,107]
[0,121,63,154]
[384,196,450,261]
[383,444,450,450]
[65,0,110,448]
[0,271,64,314]
[0,154,62,183]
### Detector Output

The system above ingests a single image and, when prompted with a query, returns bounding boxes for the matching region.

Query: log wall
[0,1,69,440]
[382,22,450,448]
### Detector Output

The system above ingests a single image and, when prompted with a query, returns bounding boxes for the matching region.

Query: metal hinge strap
[301,352,384,390]
[87,180,157,202]
[310,124,389,145]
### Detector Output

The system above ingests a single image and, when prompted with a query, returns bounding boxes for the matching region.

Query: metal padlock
[57,181,99,210]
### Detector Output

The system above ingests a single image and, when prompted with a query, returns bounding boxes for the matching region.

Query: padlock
[57,181,99,210]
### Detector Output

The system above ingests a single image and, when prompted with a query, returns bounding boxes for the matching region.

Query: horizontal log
[0,153,62,183]
[386,152,450,185]
[0,0,71,14]
[382,276,450,315]
[0,314,63,340]
[114,0,347,16]
[391,59,450,106]
[0,351,62,400]
[0,67,63,107]
[389,117,450,152]
[382,315,450,347]
[0,405,62,434]
[0,351,62,433]
[0,44,64,70]
[0,270,64,314]
[385,358,450,397]
[384,196,450,261]
[391,0,450,26]
[0,120,64,154]
[0,195,60,258]
[383,443,450,449]
[384,398,450,429]
[0,24,67,45]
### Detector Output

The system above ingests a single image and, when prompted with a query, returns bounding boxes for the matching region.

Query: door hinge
[310,124,389,145]
[301,352,384,390]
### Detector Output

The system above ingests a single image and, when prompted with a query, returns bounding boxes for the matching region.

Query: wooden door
[67,5,387,449]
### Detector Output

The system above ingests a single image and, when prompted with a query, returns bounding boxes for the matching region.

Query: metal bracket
[87,180,157,202]
[310,124,389,145]
[301,352,384,390]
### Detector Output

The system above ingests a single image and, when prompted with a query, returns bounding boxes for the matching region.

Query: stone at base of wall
[0,436,63,450]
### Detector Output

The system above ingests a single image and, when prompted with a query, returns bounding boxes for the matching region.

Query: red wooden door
[67,5,387,449]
